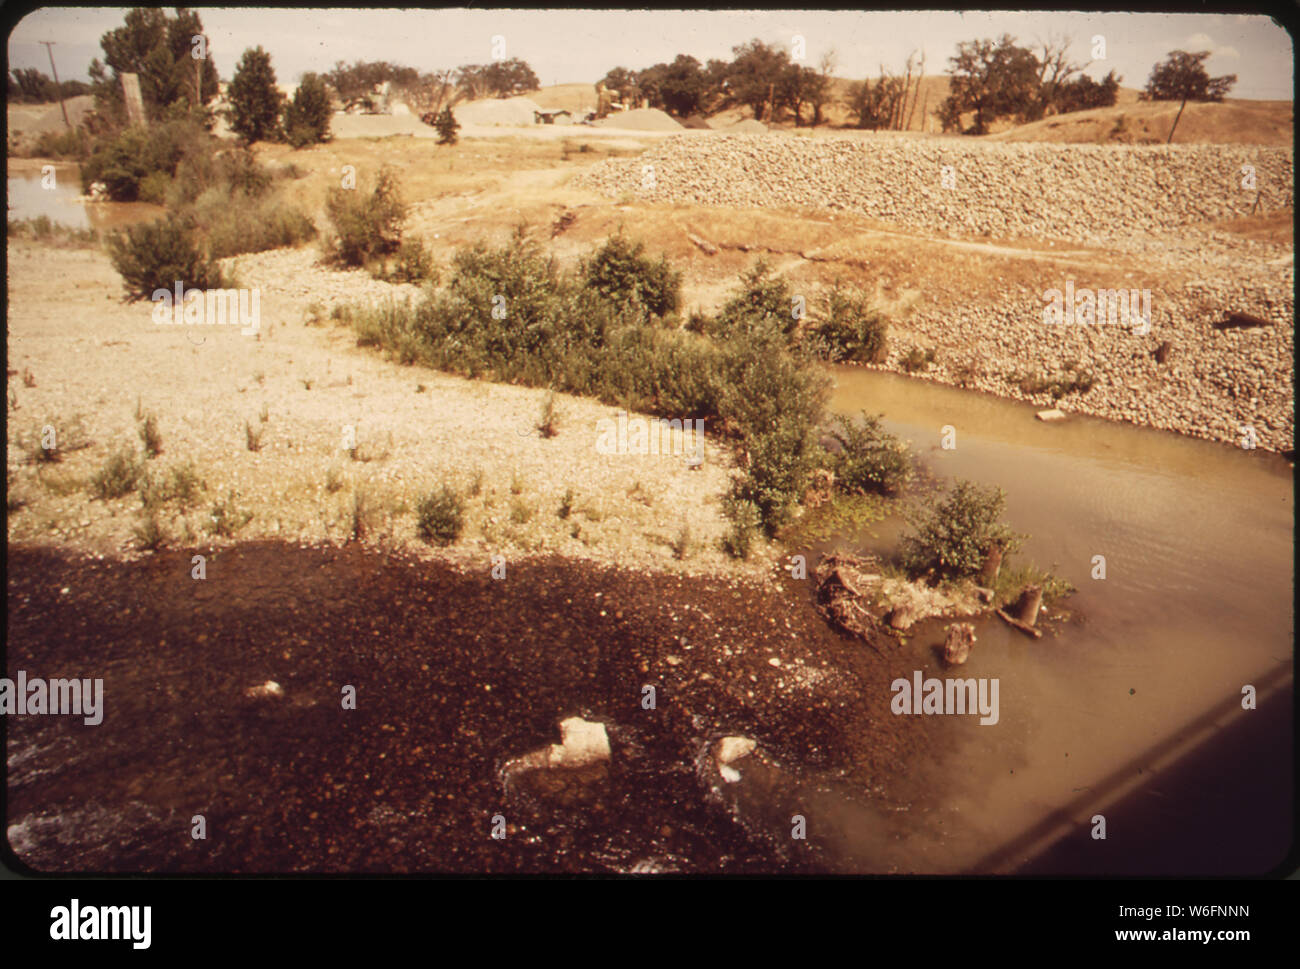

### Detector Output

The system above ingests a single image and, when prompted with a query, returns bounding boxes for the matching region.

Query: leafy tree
[457,58,539,99]
[8,68,91,103]
[1142,49,1237,102]
[283,72,331,146]
[1142,50,1236,143]
[727,39,791,121]
[847,72,905,130]
[227,46,283,144]
[325,60,419,108]
[599,66,636,101]
[87,7,219,127]
[939,34,1040,134]
[781,63,830,126]
[1054,69,1121,114]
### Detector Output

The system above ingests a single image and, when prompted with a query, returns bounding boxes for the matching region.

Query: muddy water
[6,168,163,231]
[812,368,1294,873]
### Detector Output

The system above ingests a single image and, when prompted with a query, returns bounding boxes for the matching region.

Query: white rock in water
[720,764,742,783]
[247,680,283,698]
[715,736,757,766]
[1036,408,1067,421]
[549,716,611,768]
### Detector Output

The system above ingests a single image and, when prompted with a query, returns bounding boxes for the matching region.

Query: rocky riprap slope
[576,134,1293,242]
[577,136,1294,452]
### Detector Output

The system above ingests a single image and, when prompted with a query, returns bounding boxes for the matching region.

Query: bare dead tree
[1035,34,1089,118]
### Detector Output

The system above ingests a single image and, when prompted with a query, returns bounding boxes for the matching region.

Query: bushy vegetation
[371,238,438,285]
[80,117,210,201]
[8,67,91,104]
[341,229,833,535]
[90,447,143,500]
[435,108,460,145]
[1016,366,1096,400]
[900,479,1022,581]
[283,72,332,147]
[900,347,937,373]
[6,216,98,247]
[324,166,406,266]
[823,411,911,495]
[227,46,284,144]
[417,485,465,545]
[810,283,888,363]
[82,105,316,287]
[707,261,798,342]
[579,235,681,321]
[106,215,224,300]
[26,126,95,161]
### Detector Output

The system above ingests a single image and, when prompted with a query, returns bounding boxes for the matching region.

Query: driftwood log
[1214,311,1273,330]
[815,553,886,651]
[996,608,1043,639]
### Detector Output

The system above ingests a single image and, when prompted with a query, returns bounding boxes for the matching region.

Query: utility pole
[40,41,71,128]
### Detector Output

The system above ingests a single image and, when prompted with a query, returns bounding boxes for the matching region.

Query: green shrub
[711,261,798,341]
[812,283,888,363]
[107,216,223,300]
[133,510,167,551]
[721,498,761,559]
[6,216,98,247]
[900,347,936,373]
[81,119,210,201]
[580,234,681,320]
[204,198,316,259]
[209,489,254,536]
[720,335,831,531]
[325,166,406,266]
[824,411,911,495]
[374,237,437,284]
[32,126,93,161]
[90,447,142,500]
[416,485,465,545]
[1016,368,1096,400]
[899,479,1023,581]
[137,414,163,458]
[341,233,834,534]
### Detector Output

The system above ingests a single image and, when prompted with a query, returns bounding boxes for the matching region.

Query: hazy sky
[9,8,1294,100]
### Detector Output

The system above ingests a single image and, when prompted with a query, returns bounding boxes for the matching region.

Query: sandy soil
[5,240,771,578]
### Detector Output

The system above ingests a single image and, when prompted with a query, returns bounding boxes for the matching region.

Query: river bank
[5,542,943,873]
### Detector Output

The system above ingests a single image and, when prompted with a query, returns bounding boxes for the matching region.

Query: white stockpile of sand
[453,96,542,127]
[595,108,683,131]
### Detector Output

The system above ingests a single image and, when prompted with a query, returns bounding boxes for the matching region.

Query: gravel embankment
[576,135,1294,242]
[578,135,1295,452]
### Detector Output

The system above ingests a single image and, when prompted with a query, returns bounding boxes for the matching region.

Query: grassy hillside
[987,97,1293,145]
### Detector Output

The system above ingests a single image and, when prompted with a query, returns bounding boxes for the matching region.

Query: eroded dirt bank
[6,542,947,874]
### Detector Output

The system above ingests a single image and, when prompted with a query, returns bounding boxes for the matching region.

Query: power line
[39,40,71,128]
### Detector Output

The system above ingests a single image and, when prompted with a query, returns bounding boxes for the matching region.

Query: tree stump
[978,544,1002,587]
[1015,584,1043,626]
[943,623,976,666]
